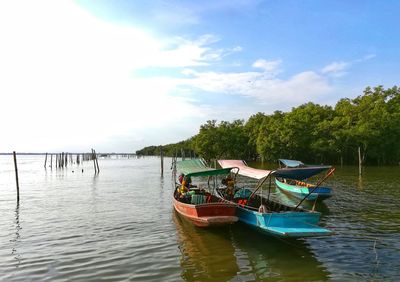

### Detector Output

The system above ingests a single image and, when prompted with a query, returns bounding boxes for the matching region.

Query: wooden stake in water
[94,150,100,174]
[13,151,20,202]
[160,146,164,176]
[91,149,97,174]
[44,153,48,168]
[358,146,362,176]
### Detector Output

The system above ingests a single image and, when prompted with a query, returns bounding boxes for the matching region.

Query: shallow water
[0,156,399,281]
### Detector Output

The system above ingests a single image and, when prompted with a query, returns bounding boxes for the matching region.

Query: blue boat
[217,160,332,237]
[275,159,334,201]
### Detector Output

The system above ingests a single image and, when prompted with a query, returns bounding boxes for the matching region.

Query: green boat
[275,159,334,201]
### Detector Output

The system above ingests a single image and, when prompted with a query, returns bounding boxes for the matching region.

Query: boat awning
[218,159,331,181]
[273,166,331,180]
[277,159,332,180]
[218,160,272,180]
[279,159,305,168]
[176,159,234,178]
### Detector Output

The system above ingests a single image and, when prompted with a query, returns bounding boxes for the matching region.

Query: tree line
[136,86,400,165]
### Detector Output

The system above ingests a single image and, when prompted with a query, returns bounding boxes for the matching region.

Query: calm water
[0,156,399,281]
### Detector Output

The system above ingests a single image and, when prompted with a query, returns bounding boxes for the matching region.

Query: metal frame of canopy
[218,160,274,206]
[176,159,240,193]
[217,160,334,210]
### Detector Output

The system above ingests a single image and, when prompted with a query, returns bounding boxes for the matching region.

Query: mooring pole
[13,151,20,202]
[44,153,48,169]
[160,146,164,176]
[358,146,362,176]
[94,150,100,174]
[50,154,53,169]
[91,149,97,174]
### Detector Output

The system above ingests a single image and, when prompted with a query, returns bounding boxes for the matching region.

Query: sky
[1,0,399,153]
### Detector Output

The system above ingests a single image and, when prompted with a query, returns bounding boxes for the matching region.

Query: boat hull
[236,206,332,237]
[275,178,332,201]
[216,189,331,237]
[173,198,238,227]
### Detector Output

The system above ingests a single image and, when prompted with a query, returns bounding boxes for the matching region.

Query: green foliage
[193,120,250,161]
[136,86,400,165]
[136,138,195,157]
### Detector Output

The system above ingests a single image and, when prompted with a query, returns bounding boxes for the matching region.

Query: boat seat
[191,194,206,205]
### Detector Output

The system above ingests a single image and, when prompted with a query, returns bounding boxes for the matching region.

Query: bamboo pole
[50,154,53,169]
[358,146,362,176]
[13,151,20,202]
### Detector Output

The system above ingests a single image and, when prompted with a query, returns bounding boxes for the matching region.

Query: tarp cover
[279,159,305,168]
[218,160,272,180]
[176,159,234,178]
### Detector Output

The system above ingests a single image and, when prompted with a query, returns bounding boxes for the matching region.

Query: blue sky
[0,0,399,152]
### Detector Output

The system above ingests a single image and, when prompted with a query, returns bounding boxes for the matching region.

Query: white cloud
[0,1,217,152]
[321,54,375,78]
[321,61,349,76]
[177,64,332,105]
[354,53,376,63]
[252,59,282,72]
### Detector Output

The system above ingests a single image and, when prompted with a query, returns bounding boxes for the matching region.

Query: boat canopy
[219,160,331,181]
[218,160,272,180]
[279,159,305,168]
[176,159,234,178]
[274,166,331,180]
[278,159,331,179]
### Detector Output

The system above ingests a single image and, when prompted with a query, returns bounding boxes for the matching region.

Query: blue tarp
[279,159,305,168]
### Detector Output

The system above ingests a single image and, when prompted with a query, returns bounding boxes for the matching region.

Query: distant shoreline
[0,152,136,155]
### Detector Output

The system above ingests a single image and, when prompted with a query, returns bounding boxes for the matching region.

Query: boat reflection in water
[174,210,330,281]
[173,211,239,281]
[230,223,331,281]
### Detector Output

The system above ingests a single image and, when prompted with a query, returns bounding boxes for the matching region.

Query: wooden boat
[217,160,332,237]
[275,159,333,201]
[275,178,332,201]
[173,159,238,227]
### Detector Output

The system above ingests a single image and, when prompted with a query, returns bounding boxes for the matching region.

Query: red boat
[173,159,238,227]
